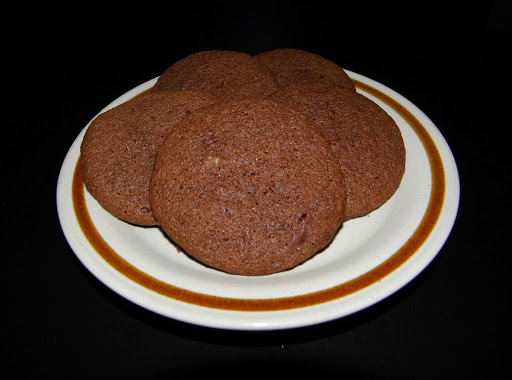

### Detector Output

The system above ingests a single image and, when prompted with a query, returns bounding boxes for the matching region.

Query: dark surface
[5,1,510,378]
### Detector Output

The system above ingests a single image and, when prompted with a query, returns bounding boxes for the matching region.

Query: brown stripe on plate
[72,80,445,312]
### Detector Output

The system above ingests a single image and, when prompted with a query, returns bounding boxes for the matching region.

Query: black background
[5,1,510,378]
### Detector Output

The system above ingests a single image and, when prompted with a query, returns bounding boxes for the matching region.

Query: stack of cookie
[80,49,406,276]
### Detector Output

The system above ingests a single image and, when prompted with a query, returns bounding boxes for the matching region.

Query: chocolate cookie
[150,99,346,276]
[255,48,356,91]
[152,50,278,100]
[270,82,406,219]
[80,91,219,226]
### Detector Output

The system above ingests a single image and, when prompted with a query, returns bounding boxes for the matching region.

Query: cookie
[80,91,219,226]
[152,50,278,100]
[255,48,356,91]
[150,99,346,275]
[270,82,406,219]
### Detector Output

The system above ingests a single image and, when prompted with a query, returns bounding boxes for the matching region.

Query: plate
[56,71,459,331]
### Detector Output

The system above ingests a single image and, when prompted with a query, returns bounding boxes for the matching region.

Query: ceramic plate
[56,71,459,330]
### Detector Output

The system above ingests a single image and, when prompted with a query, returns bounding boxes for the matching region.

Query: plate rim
[56,71,460,330]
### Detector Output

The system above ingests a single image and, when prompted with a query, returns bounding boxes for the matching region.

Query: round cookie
[150,99,346,276]
[80,91,219,226]
[152,50,278,100]
[255,48,356,91]
[270,82,406,219]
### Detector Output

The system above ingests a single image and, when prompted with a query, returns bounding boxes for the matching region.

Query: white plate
[56,71,459,331]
